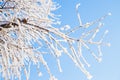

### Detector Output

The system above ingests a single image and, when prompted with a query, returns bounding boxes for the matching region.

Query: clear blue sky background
[1,0,120,80]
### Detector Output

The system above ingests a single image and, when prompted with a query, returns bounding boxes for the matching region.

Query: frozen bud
[60,27,64,31]
[87,64,91,68]
[86,72,93,80]
[96,29,99,33]
[56,50,62,57]
[88,75,93,80]
[63,48,67,53]
[83,22,91,28]
[64,40,67,42]
[38,72,42,77]
[65,25,70,30]
[56,21,61,25]
[49,76,58,80]
[98,58,102,63]
[105,30,109,34]
[76,3,81,9]
[60,25,70,31]
[99,22,104,26]
[108,12,112,16]
[107,43,111,47]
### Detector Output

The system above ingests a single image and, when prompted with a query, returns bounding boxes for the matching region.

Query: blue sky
[1,0,120,80]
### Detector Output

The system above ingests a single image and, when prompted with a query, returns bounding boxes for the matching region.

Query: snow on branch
[0,1,110,80]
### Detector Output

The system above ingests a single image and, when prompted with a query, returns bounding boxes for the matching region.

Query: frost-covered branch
[0,0,110,80]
